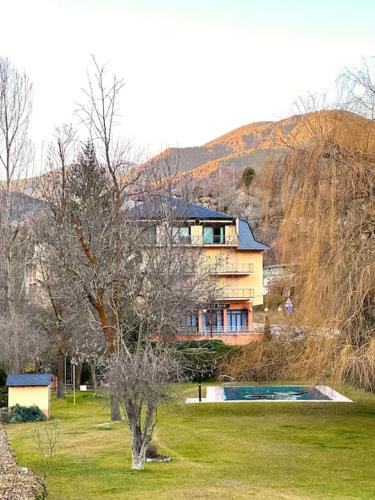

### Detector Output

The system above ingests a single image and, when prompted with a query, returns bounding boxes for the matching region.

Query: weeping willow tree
[276,69,375,388]
[223,65,375,390]
[279,109,375,339]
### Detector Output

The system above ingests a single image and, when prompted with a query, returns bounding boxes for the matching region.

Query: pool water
[223,385,331,401]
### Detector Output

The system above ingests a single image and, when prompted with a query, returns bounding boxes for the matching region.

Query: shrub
[264,292,284,309]
[0,387,7,408]
[176,340,231,381]
[146,442,158,459]
[0,366,6,387]
[219,332,375,391]
[176,339,230,353]
[218,337,290,382]
[264,316,272,341]
[8,405,47,424]
[0,407,9,424]
[241,166,255,191]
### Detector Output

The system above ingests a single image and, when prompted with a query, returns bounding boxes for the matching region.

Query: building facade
[132,197,268,345]
[25,197,268,346]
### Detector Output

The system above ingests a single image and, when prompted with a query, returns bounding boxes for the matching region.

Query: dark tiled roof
[238,218,269,251]
[129,196,234,221]
[128,196,268,250]
[6,374,52,387]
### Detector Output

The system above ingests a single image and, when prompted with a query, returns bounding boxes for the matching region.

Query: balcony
[201,235,238,246]
[213,263,254,275]
[216,288,255,299]
[179,326,253,335]
[174,235,238,246]
[153,235,238,247]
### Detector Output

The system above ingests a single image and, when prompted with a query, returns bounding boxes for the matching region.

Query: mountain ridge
[145,109,367,185]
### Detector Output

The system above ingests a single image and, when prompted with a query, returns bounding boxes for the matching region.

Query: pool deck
[185,385,353,403]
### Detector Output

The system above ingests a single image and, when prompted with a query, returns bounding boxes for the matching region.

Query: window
[227,309,248,332]
[203,225,225,244]
[181,313,198,333]
[182,313,198,327]
[202,310,223,333]
[172,226,190,244]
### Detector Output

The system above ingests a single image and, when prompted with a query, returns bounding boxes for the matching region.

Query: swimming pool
[186,385,352,403]
[224,385,330,401]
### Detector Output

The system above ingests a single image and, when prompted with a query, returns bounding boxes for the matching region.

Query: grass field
[6,384,375,499]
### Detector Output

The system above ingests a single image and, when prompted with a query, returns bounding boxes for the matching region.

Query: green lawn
[6,385,375,499]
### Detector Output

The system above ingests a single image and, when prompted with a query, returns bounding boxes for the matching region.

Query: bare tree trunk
[90,362,97,393]
[35,358,43,373]
[110,395,121,422]
[5,243,15,316]
[127,402,155,470]
[56,348,65,399]
[130,425,148,471]
[75,363,82,389]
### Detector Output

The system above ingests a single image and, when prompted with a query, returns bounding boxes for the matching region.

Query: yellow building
[133,197,268,345]
[25,197,268,346]
[6,374,52,417]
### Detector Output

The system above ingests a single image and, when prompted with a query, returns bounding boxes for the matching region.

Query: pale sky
[1,0,375,162]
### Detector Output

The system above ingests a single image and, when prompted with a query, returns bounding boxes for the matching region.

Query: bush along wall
[6,405,46,424]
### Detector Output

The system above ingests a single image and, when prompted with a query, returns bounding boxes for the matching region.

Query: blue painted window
[181,313,198,327]
[172,226,190,244]
[227,309,248,331]
[202,310,223,333]
[203,225,225,244]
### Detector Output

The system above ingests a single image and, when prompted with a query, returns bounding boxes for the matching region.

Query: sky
[1,0,375,163]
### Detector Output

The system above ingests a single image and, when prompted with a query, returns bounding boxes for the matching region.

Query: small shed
[6,374,52,418]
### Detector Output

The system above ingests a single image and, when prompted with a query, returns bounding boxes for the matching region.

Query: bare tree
[102,197,216,470]
[0,58,34,374]
[108,346,180,470]
[32,420,61,480]
[0,57,33,192]
[25,125,78,396]
[42,138,130,418]
[339,59,375,120]
[0,56,33,309]
[36,59,219,451]
[0,56,33,305]
[73,58,139,419]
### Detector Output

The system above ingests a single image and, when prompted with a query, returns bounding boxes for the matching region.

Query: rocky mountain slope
[147,109,366,182]
[0,191,43,219]
[145,110,371,262]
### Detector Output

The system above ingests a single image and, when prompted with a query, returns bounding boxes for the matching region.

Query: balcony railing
[152,235,239,247]
[179,326,254,335]
[217,288,255,299]
[168,235,238,246]
[213,263,254,275]
[200,235,238,246]
[179,326,199,334]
